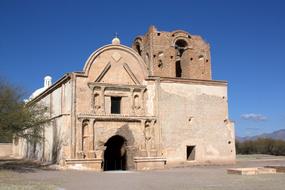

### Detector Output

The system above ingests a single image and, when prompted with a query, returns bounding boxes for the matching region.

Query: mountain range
[236,129,285,142]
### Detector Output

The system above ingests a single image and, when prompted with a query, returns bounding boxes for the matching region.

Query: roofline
[146,76,228,86]
[27,73,72,105]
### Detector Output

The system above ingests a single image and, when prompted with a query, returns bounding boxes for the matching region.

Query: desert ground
[1,155,285,190]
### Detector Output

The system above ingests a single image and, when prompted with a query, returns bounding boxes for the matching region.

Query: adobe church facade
[13,26,236,171]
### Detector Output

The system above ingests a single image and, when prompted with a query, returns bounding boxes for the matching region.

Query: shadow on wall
[52,121,63,164]
[115,124,136,170]
[24,121,64,164]
[25,138,40,160]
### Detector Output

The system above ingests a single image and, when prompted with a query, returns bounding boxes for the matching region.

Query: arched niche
[82,120,90,157]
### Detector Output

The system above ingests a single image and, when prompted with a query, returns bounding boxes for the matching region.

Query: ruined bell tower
[132,26,212,80]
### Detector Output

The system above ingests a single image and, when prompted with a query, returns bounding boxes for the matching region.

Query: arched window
[175,39,188,57]
[175,39,188,78]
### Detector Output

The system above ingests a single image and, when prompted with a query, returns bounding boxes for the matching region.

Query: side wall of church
[13,80,73,164]
[157,81,235,163]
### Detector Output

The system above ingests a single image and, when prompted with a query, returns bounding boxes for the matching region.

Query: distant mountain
[236,129,285,142]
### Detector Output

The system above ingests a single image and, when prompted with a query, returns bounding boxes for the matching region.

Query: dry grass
[0,159,59,190]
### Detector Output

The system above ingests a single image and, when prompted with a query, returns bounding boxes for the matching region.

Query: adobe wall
[157,80,235,163]
[43,81,73,163]
[0,143,12,157]
[13,80,72,164]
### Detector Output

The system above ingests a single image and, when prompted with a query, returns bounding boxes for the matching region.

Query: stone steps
[227,166,285,175]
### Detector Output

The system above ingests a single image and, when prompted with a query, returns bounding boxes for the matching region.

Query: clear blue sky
[1,0,285,137]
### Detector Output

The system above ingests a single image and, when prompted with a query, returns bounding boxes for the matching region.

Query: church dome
[28,76,52,101]
[29,87,46,100]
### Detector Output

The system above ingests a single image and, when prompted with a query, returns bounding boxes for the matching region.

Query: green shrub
[236,138,285,156]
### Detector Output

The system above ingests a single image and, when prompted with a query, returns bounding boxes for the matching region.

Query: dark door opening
[186,146,196,161]
[176,61,182,77]
[104,135,127,171]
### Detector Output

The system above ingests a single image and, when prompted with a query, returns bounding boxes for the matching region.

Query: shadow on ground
[0,157,53,173]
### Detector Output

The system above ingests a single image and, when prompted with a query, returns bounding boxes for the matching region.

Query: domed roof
[29,87,46,100]
[27,76,52,101]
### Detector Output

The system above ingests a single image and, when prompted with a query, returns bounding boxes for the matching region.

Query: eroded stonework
[13,26,235,171]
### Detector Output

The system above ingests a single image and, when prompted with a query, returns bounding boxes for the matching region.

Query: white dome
[29,87,46,100]
[27,75,52,101]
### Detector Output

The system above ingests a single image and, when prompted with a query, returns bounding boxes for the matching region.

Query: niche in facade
[93,93,100,110]
[82,120,89,158]
[134,94,140,110]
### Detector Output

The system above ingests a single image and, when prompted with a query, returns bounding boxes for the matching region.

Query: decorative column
[144,120,153,157]
[130,88,135,115]
[150,120,157,154]
[76,118,88,159]
[100,87,105,114]
[134,118,166,170]
[87,119,96,158]
[140,88,146,115]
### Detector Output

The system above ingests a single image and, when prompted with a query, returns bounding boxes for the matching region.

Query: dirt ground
[1,155,285,190]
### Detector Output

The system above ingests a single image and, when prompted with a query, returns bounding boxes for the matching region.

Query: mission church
[13,26,236,171]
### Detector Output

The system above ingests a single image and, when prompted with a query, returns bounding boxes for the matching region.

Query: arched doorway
[104,135,127,171]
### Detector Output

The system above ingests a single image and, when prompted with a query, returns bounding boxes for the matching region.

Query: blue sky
[0,0,284,137]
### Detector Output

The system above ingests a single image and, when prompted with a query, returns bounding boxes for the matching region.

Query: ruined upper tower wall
[132,26,212,80]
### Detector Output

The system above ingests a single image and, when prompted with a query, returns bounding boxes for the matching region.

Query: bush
[236,138,285,156]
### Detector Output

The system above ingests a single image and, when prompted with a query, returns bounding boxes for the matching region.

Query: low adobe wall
[0,143,12,157]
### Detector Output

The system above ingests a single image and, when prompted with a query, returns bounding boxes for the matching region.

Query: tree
[0,78,49,143]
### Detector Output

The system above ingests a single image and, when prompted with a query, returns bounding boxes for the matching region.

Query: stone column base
[65,158,102,171]
[134,157,166,170]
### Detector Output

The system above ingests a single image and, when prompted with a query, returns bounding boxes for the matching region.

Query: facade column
[140,88,146,115]
[76,118,84,159]
[140,119,147,156]
[100,87,105,114]
[87,118,96,158]
[130,88,135,115]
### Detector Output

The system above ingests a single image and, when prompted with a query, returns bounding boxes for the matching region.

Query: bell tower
[132,26,212,80]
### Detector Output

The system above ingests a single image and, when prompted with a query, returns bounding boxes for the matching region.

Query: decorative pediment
[94,62,140,85]
[95,62,111,82]
[85,45,147,85]
[83,45,147,84]
[122,63,140,84]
